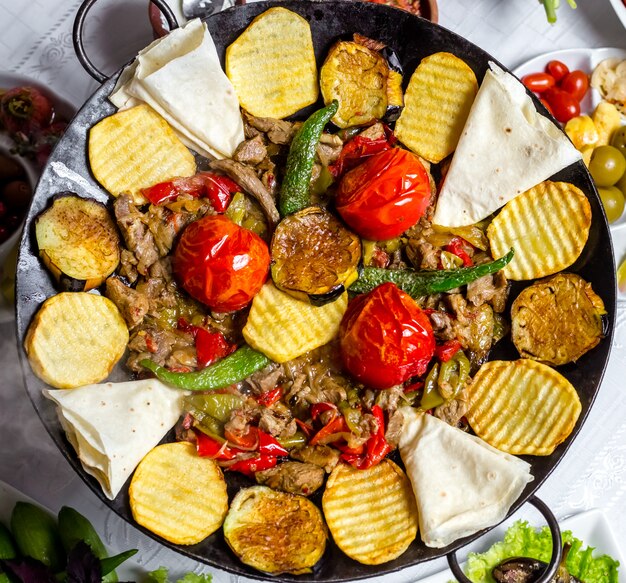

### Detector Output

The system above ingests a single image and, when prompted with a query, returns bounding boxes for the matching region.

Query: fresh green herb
[540,0,577,24]
[146,566,213,583]
[456,520,620,583]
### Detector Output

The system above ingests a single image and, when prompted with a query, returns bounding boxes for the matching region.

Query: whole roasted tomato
[174,215,270,312]
[339,282,435,389]
[335,148,431,241]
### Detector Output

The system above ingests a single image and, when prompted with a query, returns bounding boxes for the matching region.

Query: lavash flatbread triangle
[110,18,244,160]
[44,379,186,500]
[432,62,582,227]
[398,407,533,548]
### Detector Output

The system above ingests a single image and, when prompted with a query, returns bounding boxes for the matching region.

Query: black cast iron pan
[15,0,616,581]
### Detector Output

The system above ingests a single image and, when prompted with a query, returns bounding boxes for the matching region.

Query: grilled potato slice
[130,442,228,545]
[89,104,196,204]
[322,460,418,565]
[223,485,327,575]
[395,52,477,163]
[35,193,120,292]
[487,181,591,280]
[466,359,581,456]
[243,281,348,363]
[24,292,128,389]
[225,7,318,119]
[511,273,606,365]
[270,206,361,304]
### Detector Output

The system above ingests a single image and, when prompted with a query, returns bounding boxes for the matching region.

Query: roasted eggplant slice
[511,273,606,366]
[320,39,403,128]
[270,206,361,305]
[35,192,120,291]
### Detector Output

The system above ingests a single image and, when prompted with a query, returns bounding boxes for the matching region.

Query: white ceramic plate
[416,508,624,583]
[513,48,626,230]
[608,0,626,29]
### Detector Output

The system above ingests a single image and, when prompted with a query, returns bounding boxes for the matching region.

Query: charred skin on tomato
[270,206,361,305]
[336,148,431,241]
[339,282,435,389]
[173,215,270,313]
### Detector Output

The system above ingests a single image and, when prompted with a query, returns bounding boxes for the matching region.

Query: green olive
[616,168,626,196]
[589,145,626,187]
[610,126,626,156]
[598,186,625,223]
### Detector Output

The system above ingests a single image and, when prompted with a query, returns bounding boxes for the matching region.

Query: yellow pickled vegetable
[564,115,598,150]
[592,102,621,146]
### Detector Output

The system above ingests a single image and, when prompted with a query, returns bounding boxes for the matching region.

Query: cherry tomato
[173,215,269,312]
[543,88,580,123]
[539,98,554,116]
[339,283,435,389]
[546,60,570,83]
[521,72,556,93]
[335,148,431,240]
[560,70,589,101]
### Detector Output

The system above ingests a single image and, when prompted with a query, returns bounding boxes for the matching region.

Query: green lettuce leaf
[460,520,619,583]
[145,567,213,583]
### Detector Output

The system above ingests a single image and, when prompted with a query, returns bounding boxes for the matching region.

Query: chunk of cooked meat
[489,270,509,313]
[126,326,195,372]
[105,276,149,329]
[466,274,497,307]
[374,384,406,414]
[243,112,301,144]
[119,249,139,284]
[209,158,280,228]
[358,122,386,141]
[258,407,296,439]
[434,387,469,428]
[114,195,159,276]
[428,309,456,341]
[385,409,405,447]
[406,238,440,270]
[290,444,340,473]
[234,135,268,166]
[255,461,325,496]
[246,365,283,395]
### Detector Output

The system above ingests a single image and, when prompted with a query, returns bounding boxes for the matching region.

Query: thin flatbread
[398,407,533,548]
[433,63,581,227]
[110,18,244,159]
[44,379,185,499]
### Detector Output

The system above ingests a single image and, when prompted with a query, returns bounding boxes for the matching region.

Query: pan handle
[72,0,179,83]
[446,496,563,583]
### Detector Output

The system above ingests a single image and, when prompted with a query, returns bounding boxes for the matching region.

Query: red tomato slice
[521,72,556,93]
[339,283,435,389]
[560,70,589,102]
[545,60,569,83]
[335,148,431,241]
[173,215,269,312]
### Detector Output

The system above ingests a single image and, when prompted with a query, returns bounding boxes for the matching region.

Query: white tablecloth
[1,0,625,580]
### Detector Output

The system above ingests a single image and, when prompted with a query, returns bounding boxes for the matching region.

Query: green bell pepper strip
[279,100,339,217]
[420,363,445,410]
[350,248,514,299]
[140,345,271,391]
[438,350,470,400]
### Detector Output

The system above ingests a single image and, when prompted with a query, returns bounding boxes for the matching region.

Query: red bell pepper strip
[403,380,424,394]
[310,402,337,421]
[341,405,391,470]
[309,413,348,445]
[444,237,473,267]
[141,172,240,212]
[196,431,240,460]
[434,339,462,363]
[295,418,314,438]
[228,455,278,477]
[256,386,283,407]
[195,328,237,368]
[258,430,289,457]
[329,134,392,177]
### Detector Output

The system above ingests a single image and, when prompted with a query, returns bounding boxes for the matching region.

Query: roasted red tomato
[335,148,430,241]
[173,215,270,312]
[339,282,435,389]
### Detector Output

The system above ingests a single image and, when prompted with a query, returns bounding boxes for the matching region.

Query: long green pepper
[350,248,514,299]
[141,345,270,391]
[279,100,339,217]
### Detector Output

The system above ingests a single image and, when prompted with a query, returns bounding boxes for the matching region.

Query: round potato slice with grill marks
[487,181,591,281]
[223,485,327,575]
[322,460,418,565]
[511,273,606,365]
[466,360,581,456]
[129,442,228,545]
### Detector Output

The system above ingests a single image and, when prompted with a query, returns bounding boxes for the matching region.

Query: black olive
[2,180,32,210]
